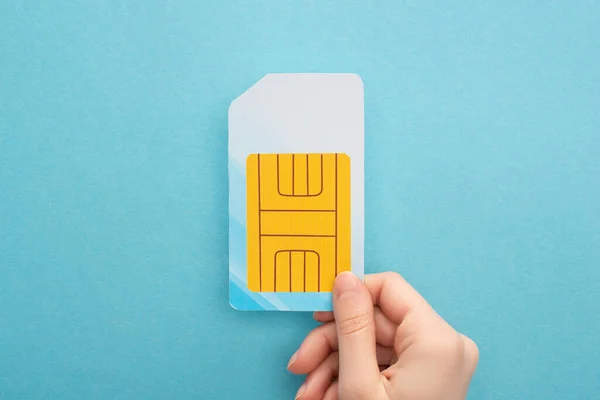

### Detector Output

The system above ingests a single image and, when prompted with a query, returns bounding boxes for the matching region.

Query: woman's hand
[287,272,479,400]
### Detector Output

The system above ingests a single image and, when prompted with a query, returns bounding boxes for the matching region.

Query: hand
[287,272,479,400]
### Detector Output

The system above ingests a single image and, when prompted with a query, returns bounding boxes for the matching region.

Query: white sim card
[228,73,364,311]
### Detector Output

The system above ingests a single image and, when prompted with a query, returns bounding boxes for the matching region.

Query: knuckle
[424,331,465,360]
[461,334,480,367]
[420,326,480,375]
[426,332,480,368]
[441,337,463,358]
[337,311,371,337]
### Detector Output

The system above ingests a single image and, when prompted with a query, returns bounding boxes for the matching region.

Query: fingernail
[287,350,298,369]
[334,271,359,300]
[295,382,306,399]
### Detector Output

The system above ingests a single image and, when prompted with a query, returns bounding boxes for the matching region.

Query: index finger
[364,272,434,325]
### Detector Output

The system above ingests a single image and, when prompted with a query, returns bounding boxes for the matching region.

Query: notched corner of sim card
[228,74,271,116]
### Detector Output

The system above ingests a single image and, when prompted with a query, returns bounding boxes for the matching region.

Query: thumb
[333,272,380,396]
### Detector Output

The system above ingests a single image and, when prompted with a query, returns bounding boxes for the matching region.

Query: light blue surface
[1,1,599,399]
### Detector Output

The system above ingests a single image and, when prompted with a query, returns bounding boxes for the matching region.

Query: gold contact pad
[246,153,350,293]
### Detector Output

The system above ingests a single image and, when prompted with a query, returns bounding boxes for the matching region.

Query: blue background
[1,1,599,399]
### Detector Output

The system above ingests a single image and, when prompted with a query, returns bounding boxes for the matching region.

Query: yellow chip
[246,153,351,292]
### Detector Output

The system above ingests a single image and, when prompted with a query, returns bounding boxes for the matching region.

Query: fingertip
[313,311,334,323]
[287,350,313,375]
[333,271,360,300]
[298,353,339,399]
[332,272,372,318]
[288,322,338,374]
[295,382,307,399]
[287,350,299,371]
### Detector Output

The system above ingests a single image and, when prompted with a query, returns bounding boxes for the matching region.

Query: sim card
[228,73,364,311]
